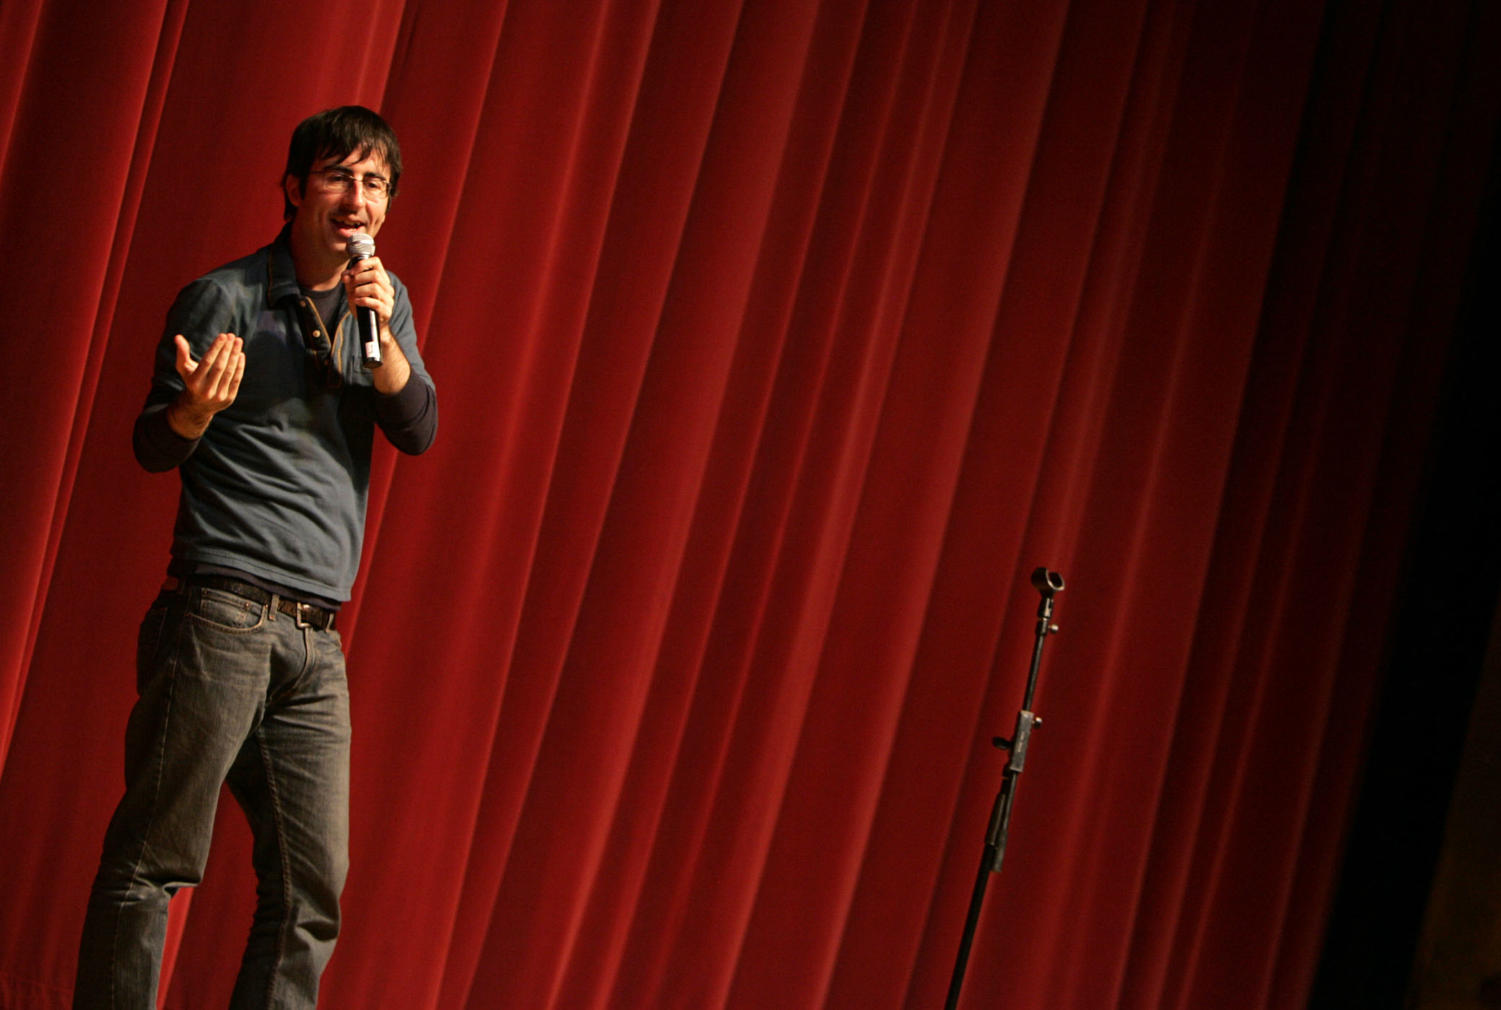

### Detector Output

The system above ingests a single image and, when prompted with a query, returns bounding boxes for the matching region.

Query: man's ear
[284,173,303,211]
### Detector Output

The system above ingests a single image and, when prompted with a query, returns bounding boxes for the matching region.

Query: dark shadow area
[1311,114,1501,1009]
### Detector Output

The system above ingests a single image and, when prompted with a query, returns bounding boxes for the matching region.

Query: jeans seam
[109,601,184,1010]
[255,724,293,1010]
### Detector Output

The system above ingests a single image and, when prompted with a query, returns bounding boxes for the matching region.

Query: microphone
[346,232,381,368]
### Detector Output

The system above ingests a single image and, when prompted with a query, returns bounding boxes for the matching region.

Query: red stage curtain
[1,0,1497,1007]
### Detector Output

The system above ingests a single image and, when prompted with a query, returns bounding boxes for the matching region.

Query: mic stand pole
[944,567,1064,1010]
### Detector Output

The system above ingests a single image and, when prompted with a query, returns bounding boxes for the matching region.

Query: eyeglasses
[312,167,391,200]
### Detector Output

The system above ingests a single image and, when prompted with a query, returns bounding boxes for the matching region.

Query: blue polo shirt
[132,228,437,602]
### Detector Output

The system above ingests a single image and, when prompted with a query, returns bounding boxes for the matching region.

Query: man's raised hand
[167,332,244,438]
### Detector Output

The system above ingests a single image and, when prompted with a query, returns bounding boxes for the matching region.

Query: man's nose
[340,184,368,210]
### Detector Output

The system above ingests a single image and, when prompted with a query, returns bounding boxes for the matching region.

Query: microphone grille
[347,232,375,258]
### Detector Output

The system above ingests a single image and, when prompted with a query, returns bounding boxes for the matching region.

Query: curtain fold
[2,0,1497,1007]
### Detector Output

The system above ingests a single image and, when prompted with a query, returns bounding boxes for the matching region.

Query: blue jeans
[75,583,350,1009]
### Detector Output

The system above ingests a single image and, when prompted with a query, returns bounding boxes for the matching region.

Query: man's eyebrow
[316,163,389,180]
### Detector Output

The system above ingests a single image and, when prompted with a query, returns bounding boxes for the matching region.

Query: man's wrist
[372,330,411,394]
[165,398,212,439]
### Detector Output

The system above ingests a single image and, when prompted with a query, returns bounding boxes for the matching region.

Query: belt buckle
[292,601,314,629]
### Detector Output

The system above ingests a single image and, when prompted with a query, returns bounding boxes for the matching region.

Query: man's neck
[289,232,345,291]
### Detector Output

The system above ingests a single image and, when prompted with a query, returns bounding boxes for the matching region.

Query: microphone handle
[357,304,381,369]
[349,252,382,369]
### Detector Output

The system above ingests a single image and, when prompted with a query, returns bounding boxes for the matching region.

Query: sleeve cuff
[133,403,199,472]
[374,376,438,455]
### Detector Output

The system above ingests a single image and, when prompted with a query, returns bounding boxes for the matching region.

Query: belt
[170,574,338,630]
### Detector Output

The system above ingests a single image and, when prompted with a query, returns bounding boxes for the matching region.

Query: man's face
[285,149,392,282]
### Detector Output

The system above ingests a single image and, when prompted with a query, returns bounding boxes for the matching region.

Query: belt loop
[268,593,279,622]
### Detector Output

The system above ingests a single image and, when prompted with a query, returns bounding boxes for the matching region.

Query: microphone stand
[944,566,1064,1010]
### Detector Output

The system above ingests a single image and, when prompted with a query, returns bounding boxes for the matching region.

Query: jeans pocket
[187,587,268,633]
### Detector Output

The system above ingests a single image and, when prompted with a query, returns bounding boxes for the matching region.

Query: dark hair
[282,106,403,219]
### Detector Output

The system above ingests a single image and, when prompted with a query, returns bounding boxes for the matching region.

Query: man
[75,106,437,1009]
